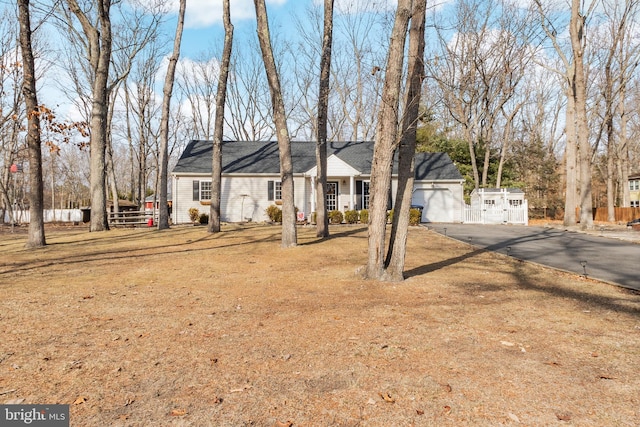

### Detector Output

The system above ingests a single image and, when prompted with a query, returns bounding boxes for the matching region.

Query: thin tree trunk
[18,0,46,247]
[363,0,411,280]
[385,0,427,281]
[157,0,186,230]
[209,0,233,233]
[254,0,297,248]
[315,0,334,238]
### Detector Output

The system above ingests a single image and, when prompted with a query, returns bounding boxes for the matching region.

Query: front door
[326,181,338,211]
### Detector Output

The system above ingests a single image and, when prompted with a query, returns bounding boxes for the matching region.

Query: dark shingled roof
[172,140,463,181]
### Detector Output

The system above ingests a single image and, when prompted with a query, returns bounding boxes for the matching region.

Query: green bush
[409,208,422,226]
[199,213,209,224]
[328,210,343,224]
[359,209,369,224]
[188,207,200,223]
[344,210,358,224]
[265,205,282,223]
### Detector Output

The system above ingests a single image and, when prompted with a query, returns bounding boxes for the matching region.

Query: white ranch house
[171,140,465,224]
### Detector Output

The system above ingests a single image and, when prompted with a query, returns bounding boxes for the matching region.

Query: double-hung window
[192,180,212,201]
[268,181,282,201]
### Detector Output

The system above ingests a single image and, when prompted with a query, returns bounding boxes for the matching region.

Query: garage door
[411,188,453,223]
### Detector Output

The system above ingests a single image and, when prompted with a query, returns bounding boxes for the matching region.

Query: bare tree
[385,0,427,281]
[64,0,112,231]
[570,0,595,230]
[592,0,640,219]
[224,37,275,141]
[0,10,25,225]
[157,0,186,230]
[363,0,411,281]
[254,0,297,248]
[315,0,334,238]
[209,0,233,233]
[18,0,46,247]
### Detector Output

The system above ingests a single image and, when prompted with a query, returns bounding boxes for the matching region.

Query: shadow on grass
[405,239,639,318]
[299,225,367,246]
[0,225,281,277]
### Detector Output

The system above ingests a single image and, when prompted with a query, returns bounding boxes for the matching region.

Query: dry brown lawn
[1,223,639,426]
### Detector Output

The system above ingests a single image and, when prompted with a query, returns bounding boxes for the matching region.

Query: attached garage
[412,153,465,223]
[412,188,455,223]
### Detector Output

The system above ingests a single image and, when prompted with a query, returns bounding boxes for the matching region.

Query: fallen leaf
[169,408,187,416]
[544,361,561,366]
[508,412,520,423]
[273,421,293,427]
[82,295,94,300]
[556,412,572,421]
[500,341,515,347]
[119,414,130,421]
[416,409,425,415]
[442,383,452,393]
[212,396,223,404]
[73,396,88,405]
[378,392,395,403]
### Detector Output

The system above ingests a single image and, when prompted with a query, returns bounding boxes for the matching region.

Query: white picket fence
[3,209,83,224]
[464,201,528,225]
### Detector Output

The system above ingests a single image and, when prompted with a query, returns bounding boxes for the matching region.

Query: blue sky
[174,0,399,59]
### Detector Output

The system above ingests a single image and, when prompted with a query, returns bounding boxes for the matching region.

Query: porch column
[310,175,316,214]
[349,175,355,210]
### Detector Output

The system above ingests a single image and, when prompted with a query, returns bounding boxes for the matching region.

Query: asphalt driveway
[427,224,640,291]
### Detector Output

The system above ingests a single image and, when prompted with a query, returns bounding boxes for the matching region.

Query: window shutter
[268,181,274,201]
[193,180,200,201]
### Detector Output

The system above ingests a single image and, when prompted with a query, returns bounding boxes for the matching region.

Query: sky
[173,0,399,59]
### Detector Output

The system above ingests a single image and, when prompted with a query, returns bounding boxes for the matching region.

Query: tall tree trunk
[254,0,297,248]
[67,0,112,232]
[385,0,427,281]
[570,0,593,230]
[363,0,411,280]
[315,0,334,238]
[157,0,186,230]
[18,0,46,248]
[209,0,233,233]
[564,86,578,226]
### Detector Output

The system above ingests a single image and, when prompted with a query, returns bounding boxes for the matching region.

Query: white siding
[172,174,307,224]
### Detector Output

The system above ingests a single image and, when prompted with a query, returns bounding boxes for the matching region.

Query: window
[630,180,640,191]
[363,181,370,209]
[268,181,282,201]
[631,201,640,207]
[200,181,212,200]
[484,199,495,206]
[193,180,212,201]
[509,199,522,206]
